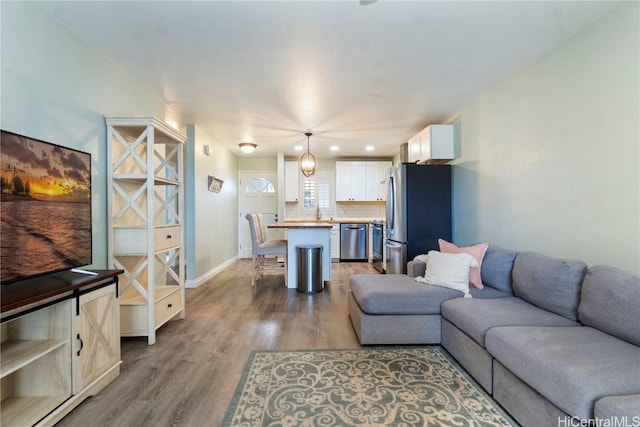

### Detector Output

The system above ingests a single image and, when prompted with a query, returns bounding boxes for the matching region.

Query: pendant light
[300,132,317,177]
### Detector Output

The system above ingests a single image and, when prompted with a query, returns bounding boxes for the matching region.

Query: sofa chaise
[348,245,518,345]
[348,246,640,426]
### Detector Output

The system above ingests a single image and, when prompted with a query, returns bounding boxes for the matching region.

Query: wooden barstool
[245,213,288,286]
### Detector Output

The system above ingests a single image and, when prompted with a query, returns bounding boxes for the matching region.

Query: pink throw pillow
[438,239,489,289]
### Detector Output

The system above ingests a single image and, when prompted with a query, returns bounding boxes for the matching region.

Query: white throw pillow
[417,250,477,296]
[414,254,429,265]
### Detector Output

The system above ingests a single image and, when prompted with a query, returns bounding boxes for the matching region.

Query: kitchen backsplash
[285,202,385,220]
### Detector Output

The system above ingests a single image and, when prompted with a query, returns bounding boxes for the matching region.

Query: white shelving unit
[106,116,186,345]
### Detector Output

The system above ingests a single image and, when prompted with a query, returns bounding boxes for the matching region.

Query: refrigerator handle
[386,174,395,236]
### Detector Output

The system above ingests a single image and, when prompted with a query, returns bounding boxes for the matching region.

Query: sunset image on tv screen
[1,131,92,283]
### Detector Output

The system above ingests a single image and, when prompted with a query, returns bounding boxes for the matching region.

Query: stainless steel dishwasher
[340,223,368,261]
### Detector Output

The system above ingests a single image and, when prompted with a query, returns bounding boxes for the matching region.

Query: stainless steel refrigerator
[385,163,451,274]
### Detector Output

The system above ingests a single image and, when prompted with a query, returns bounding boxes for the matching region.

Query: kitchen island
[267,222,332,289]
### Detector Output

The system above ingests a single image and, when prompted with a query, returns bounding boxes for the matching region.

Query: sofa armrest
[594,394,640,420]
[407,260,426,278]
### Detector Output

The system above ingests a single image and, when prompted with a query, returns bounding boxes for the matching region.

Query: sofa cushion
[350,274,511,315]
[579,265,640,346]
[441,297,578,346]
[407,259,426,278]
[595,394,640,420]
[350,274,462,315]
[512,251,587,321]
[408,259,512,299]
[480,245,516,294]
[485,326,640,419]
[467,286,510,299]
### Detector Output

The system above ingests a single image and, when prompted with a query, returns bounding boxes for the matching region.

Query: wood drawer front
[155,290,181,328]
[154,225,180,252]
[114,225,180,254]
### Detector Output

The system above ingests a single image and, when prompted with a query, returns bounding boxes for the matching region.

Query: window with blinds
[303,172,333,211]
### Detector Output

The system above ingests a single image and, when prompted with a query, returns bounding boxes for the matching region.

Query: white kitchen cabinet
[335,162,349,201]
[284,160,299,202]
[408,134,422,164]
[408,124,454,164]
[330,224,340,261]
[365,161,391,201]
[106,116,186,345]
[335,161,367,201]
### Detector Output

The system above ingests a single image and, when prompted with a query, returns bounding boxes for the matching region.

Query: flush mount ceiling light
[239,142,257,154]
[300,132,317,178]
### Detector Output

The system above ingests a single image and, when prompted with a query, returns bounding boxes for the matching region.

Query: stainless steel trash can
[297,245,323,294]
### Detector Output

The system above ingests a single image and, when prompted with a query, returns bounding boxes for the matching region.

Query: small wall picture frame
[208,175,224,193]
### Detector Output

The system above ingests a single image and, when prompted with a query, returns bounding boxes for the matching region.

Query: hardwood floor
[57,260,378,427]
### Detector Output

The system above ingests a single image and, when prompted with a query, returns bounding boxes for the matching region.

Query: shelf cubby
[0,300,72,427]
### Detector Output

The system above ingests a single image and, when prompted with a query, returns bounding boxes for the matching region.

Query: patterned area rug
[223,347,516,426]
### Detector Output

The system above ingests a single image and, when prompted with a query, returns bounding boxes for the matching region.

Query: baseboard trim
[185,255,239,288]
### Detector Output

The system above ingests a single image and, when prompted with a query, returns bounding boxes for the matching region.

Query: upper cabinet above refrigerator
[408,124,454,165]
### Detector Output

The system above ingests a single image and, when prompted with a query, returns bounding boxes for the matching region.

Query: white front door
[238,171,278,258]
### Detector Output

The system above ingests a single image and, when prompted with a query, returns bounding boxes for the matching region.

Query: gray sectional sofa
[348,246,640,426]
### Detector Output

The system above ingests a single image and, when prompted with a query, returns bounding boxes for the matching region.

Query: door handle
[77,333,84,357]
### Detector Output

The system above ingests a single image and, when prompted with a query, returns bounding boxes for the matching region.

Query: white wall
[451,2,639,273]
[238,157,278,171]
[1,1,165,269]
[184,125,238,287]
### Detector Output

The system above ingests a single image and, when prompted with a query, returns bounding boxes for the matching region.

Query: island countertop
[279,218,382,225]
[268,222,332,229]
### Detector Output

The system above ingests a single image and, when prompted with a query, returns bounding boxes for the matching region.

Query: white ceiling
[36,1,617,159]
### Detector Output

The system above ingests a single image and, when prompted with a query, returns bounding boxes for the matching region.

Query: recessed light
[330,146,339,151]
[294,145,303,151]
[365,146,375,151]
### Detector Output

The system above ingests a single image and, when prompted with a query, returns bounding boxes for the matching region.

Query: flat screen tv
[1,130,92,284]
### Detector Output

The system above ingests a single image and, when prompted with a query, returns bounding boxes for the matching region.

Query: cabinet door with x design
[72,284,120,393]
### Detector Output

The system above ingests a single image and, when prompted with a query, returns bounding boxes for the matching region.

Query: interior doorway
[238,171,278,258]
